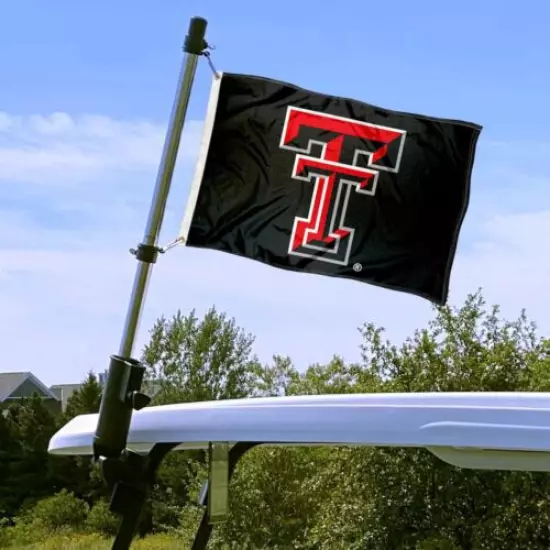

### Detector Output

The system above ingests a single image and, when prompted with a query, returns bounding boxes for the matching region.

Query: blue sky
[1,0,549,385]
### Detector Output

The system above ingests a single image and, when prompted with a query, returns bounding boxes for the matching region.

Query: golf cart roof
[48,392,550,472]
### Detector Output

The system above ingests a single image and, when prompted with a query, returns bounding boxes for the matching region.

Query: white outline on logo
[279,106,407,266]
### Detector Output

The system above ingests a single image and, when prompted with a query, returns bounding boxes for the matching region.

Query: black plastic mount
[102,443,178,550]
[93,355,151,460]
[101,441,258,550]
[184,17,208,55]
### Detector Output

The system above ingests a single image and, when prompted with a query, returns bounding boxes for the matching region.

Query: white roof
[48,392,550,472]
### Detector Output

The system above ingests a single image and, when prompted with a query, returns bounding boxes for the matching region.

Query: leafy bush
[150,497,190,534]
[0,518,12,548]
[85,500,119,537]
[0,494,82,548]
[23,490,89,531]
[176,505,204,545]
[0,519,40,548]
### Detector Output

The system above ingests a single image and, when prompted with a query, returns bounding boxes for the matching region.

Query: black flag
[179,73,481,304]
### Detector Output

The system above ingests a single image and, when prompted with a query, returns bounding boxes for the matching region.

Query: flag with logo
[178,73,481,305]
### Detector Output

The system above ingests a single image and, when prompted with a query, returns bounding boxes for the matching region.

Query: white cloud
[0,111,203,186]
[0,112,548,386]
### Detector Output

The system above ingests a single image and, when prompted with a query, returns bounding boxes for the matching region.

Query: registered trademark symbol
[353,263,363,272]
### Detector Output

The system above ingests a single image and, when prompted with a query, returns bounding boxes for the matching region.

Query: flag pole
[93,15,208,461]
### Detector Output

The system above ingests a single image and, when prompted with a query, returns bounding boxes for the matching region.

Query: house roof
[0,372,59,401]
[0,372,28,401]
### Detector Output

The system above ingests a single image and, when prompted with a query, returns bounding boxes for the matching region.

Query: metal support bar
[191,443,260,550]
[207,442,230,524]
[93,15,208,461]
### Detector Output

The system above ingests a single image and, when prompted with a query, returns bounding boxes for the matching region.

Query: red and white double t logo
[279,107,407,266]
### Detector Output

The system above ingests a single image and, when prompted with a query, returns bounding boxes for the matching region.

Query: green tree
[139,307,263,533]
[251,355,300,397]
[0,411,18,519]
[64,372,102,420]
[296,355,367,395]
[219,446,335,549]
[4,396,65,515]
[56,372,106,505]
[142,307,260,404]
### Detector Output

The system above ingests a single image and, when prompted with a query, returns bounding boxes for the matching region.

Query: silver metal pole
[93,16,208,460]
[118,51,200,359]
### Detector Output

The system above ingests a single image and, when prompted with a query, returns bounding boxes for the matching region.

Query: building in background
[1,370,160,415]
[49,383,83,413]
[0,372,62,414]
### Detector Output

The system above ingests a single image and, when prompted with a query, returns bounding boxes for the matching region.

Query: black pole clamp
[129,243,162,264]
[93,355,151,460]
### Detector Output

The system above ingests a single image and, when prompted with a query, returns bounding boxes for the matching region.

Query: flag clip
[158,236,184,254]
[202,47,220,79]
